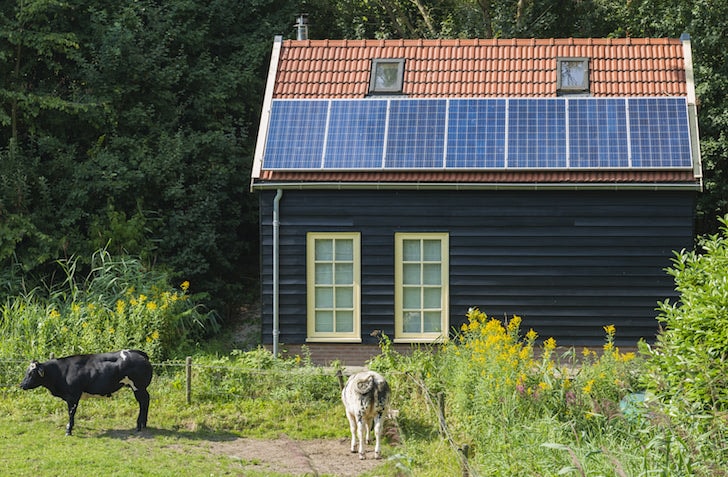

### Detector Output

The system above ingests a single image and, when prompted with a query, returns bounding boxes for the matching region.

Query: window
[369,59,405,94]
[395,233,449,342]
[557,58,589,94]
[306,233,361,342]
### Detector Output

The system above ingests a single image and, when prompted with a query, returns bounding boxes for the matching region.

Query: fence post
[335,369,345,391]
[185,356,192,405]
[437,392,447,436]
[460,444,471,477]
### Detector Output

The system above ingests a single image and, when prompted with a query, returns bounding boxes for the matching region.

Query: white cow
[341,370,390,459]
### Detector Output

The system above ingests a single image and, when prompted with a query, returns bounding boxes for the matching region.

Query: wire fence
[0,357,345,403]
[2,358,477,475]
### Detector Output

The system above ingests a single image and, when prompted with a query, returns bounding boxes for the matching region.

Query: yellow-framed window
[394,233,449,342]
[306,232,361,342]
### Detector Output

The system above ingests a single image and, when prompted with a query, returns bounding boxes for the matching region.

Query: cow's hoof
[374,452,381,459]
[359,454,366,460]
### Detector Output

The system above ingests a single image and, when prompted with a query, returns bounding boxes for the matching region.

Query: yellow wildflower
[180,280,190,292]
[543,337,557,352]
[146,301,158,311]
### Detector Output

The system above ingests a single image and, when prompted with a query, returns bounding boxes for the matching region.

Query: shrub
[642,214,728,415]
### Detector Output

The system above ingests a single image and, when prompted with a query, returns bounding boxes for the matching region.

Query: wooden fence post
[185,356,192,405]
[335,369,345,391]
[437,392,447,436]
[460,444,471,477]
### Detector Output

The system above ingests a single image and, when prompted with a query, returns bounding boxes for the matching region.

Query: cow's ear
[33,362,45,377]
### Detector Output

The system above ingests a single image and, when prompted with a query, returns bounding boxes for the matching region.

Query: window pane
[336,311,354,333]
[423,287,441,308]
[315,287,334,308]
[335,263,353,284]
[403,263,421,285]
[315,311,334,332]
[403,311,421,333]
[423,240,441,261]
[335,287,353,308]
[315,263,333,285]
[423,263,441,285]
[403,287,420,309]
[315,239,333,260]
[335,239,353,261]
[375,62,400,90]
[424,311,441,332]
[402,240,421,261]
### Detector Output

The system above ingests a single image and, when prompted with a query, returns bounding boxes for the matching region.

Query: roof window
[557,58,589,94]
[369,59,405,94]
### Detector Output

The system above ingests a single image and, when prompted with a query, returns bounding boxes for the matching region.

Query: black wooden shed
[250,36,702,364]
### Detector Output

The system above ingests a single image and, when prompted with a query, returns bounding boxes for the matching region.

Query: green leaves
[644,214,728,416]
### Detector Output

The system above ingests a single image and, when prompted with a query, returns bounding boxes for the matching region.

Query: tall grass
[0,249,219,361]
[369,308,728,476]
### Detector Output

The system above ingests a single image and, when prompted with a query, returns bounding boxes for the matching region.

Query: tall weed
[0,249,219,360]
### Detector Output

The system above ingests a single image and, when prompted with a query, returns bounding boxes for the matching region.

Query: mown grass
[0,368,362,477]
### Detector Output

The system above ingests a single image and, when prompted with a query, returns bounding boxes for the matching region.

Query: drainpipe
[272,189,283,357]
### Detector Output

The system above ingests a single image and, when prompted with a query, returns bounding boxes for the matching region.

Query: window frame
[369,58,405,95]
[394,232,449,343]
[557,57,590,93]
[306,232,362,342]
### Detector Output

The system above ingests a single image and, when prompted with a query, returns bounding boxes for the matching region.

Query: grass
[0,370,354,477]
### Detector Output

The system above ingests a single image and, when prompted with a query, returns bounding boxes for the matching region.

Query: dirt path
[205,435,388,476]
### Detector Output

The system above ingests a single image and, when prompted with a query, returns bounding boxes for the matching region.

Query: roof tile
[272,37,687,99]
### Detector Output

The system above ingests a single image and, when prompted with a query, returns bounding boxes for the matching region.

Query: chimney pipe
[295,14,308,40]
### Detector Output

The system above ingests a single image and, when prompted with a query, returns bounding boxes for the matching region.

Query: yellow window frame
[306,232,361,342]
[394,232,449,343]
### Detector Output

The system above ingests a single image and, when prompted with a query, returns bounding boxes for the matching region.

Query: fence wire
[2,358,477,475]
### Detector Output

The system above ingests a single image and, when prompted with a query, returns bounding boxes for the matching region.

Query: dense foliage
[2,0,727,318]
[0,0,299,315]
[643,214,728,417]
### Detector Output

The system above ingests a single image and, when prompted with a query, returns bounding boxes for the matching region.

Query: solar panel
[628,98,692,167]
[385,99,447,168]
[325,99,387,168]
[569,99,629,167]
[261,97,693,171]
[446,99,506,168]
[263,100,328,169]
[507,99,567,168]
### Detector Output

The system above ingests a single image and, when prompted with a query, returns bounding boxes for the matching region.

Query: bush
[642,214,728,415]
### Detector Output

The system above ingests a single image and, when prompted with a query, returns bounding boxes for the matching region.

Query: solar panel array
[263,97,693,170]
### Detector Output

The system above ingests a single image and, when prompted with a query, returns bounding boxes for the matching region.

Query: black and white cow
[341,370,390,460]
[20,349,153,435]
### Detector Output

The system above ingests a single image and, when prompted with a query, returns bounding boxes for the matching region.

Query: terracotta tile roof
[273,37,687,99]
[252,37,701,190]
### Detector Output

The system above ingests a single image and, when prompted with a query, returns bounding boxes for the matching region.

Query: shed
[250,36,702,365]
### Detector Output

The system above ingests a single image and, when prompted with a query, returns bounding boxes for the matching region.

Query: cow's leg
[346,410,357,454]
[133,388,150,431]
[65,399,79,436]
[373,412,384,459]
[356,414,367,460]
[364,417,372,444]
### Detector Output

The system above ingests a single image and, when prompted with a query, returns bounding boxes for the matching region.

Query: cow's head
[20,361,45,390]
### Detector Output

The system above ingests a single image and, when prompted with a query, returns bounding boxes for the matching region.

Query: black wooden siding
[258,189,695,347]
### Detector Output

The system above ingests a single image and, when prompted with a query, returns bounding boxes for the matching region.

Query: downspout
[272,189,283,357]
